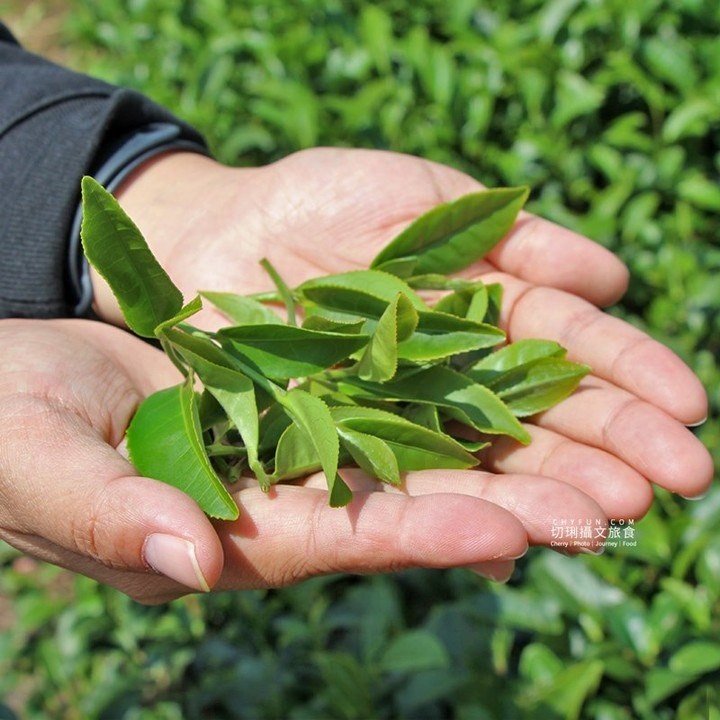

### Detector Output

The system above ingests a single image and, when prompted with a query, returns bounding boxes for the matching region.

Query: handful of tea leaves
[81,178,589,520]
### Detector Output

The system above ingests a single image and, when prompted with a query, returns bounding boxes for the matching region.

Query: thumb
[0,391,223,600]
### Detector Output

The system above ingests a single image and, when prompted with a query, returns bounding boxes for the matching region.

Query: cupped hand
[104,148,713,521]
[2,319,609,603]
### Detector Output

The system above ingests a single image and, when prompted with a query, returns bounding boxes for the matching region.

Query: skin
[0,148,712,604]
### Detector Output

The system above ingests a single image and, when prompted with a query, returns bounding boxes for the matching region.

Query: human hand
[100,148,713,523]
[1,319,609,602]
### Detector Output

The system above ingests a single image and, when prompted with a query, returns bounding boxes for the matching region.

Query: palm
[159,148,712,517]
[112,147,712,527]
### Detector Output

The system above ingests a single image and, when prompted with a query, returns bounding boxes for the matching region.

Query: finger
[486,273,709,426]
[531,376,714,499]
[421,157,629,306]
[486,214,629,308]
[302,468,608,555]
[0,390,224,598]
[479,425,655,520]
[216,484,530,589]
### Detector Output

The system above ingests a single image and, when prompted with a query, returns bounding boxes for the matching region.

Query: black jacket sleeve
[0,22,209,319]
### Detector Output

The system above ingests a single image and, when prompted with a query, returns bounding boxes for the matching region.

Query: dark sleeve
[0,22,209,319]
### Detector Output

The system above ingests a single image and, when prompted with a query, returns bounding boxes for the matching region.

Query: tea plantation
[1,1,718,718]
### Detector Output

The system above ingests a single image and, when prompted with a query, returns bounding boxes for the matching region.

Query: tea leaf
[260,258,298,325]
[466,340,590,416]
[398,328,503,361]
[165,332,268,489]
[406,275,479,291]
[341,366,530,443]
[218,324,369,380]
[468,339,567,377]
[272,420,326,480]
[155,296,205,373]
[201,291,283,326]
[155,296,204,335]
[299,270,426,309]
[278,389,349,506]
[415,309,505,337]
[493,359,590,417]
[370,187,529,275]
[302,315,367,334]
[80,176,183,338]
[332,406,479,470]
[337,428,401,485]
[126,378,238,520]
[433,284,489,322]
[357,293,418,381]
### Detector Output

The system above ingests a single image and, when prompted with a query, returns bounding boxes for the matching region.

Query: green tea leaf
[272,420,326,480]
[415,309,504,337]
[357,293,418,382]
[468,342,590,416]
[332,406,479,470]
[219,324,369,380]
[370,187,529,275]
[398,328,503,361]
[80,176,183,338]
[484,283,504,326]
[492,359,591,417]
[433,284,489,322]
[201,291,283,326]
[155,295,204,335]
[340,366,530,443]
[299,270,426,309]
[155,296,205,373]
[260,258,298,325]
[370,256,418,278]
[302,315,367,334]
[468,339,567,377]
[126,379,238,520]
[402,404,443,433]
[167,334,268,489]
[337,428,401,485]
[406,275,479,291]
[258,402,294,454]
[278,389,348,506]
[302,285,396,322]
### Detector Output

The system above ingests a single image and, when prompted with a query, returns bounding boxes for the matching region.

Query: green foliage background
[1,0,719,717]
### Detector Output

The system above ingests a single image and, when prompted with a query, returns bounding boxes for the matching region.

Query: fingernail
[143,533,210,592]
[554,544,605,557]
[686,415,707,428]
[680,491,708,501]
[507,544,529,560]
[576,544,605,556]
[467,562,515,583]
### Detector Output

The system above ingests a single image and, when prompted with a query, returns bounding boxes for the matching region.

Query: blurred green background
[1,0,718,717]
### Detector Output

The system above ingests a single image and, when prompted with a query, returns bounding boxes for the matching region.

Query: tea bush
[1,1,718,718]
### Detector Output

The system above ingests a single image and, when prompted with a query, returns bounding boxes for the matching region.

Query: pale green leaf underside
[201,291,283,326]
[126,380,238,520]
